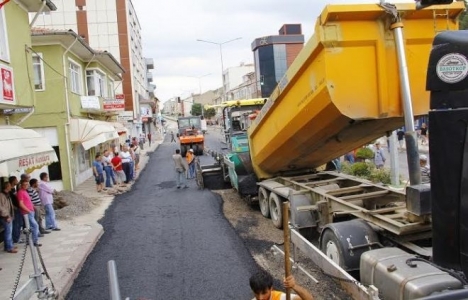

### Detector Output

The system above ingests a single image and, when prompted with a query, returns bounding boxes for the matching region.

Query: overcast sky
[133,0,412,103]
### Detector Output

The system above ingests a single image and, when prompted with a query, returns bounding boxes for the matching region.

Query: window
[107,78,114,98]
[86,69,107,97]
[0,9,9,62]
[69,60,82,94]
[32,54,45,90]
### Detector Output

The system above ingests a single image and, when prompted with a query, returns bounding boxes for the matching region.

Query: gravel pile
[54,190,100,220]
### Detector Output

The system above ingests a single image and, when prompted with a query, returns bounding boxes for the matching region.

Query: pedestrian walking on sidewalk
[173,149,188,189]
[170,131,176,143]
[38,172,60,231]
[373,141,386,169]
[0,182,17,253]
[17,180,41,247]
[148,132,152,146]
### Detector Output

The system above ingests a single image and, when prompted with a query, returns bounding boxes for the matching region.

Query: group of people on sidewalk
[0,172,60,258]
[92,138,143,192]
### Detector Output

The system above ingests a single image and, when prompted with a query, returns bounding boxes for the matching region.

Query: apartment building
[251,24,305,97]
[33,0,152,136]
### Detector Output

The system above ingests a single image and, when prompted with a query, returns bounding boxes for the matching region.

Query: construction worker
[249,271,314,300]
[186,149,195,179]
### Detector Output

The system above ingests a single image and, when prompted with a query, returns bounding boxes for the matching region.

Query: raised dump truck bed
[248,3,463,180]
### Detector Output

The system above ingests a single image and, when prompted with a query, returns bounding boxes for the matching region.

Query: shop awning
[69,118,119,150]
[0,126,59,176]
[111,122,128,134]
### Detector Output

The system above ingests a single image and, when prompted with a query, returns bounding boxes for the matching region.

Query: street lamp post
[196,37,242,103]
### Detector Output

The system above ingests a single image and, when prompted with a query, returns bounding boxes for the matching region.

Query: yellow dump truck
[202,2,468,299]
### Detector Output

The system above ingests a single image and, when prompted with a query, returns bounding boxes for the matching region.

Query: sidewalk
[0,136,164,300]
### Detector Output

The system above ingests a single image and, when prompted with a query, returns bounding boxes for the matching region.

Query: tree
[191,103,202,116]
[204,108,216,119]
[460,0,468,29]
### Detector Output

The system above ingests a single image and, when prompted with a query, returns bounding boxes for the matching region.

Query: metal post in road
[389,131,400,185]
[108,260,129,300]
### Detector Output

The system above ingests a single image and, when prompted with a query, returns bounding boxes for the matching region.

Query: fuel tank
[248,2,464,179]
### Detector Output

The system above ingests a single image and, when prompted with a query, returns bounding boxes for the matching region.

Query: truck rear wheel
[320,229,345,269]
[320,220,379,271]
[269,193,283,229]
[258,187,270,218]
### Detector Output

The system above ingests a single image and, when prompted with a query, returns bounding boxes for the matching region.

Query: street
[66,134,259,299]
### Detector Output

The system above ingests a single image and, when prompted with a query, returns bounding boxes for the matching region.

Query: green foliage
[355,148,374,159]
[459,1,468,30]
[369,168,392,185]
[204,107,216,119]
[191,103,202,116]
[351,162,373,177]
[341,161,393,185]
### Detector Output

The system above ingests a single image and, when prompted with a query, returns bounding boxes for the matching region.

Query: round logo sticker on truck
[436,53,468,84]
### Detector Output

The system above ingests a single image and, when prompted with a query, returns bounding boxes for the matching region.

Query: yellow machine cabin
[248,2,464,180]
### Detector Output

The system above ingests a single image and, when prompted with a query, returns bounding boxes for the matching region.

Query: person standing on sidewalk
[93,154,105,192]
[173,149,188,189]
[120,145,132,184]
[111,152,126,186]
[38,173,61,231]
[8,176,23,244]
[27,178,50,236]
[17,180,41,247]
[0,182,17,253]
[420,154,431,184]
[102,150,116,188]
[373,141,386,169]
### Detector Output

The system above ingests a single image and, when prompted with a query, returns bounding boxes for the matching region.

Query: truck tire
[258,187,270,218]
[193,144,199,155]
[320,229,346,269]
[269,193,283,229]
[320,220,379,271]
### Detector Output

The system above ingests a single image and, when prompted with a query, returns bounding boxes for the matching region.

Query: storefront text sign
[80,96,100,109]
[103,98,125,111]
[18,153,52,168]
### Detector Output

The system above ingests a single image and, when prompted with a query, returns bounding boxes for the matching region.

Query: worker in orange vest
[249,271,314,300]
[185,149,195,179]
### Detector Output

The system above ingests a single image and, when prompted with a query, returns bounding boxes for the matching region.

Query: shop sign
[80,96,100,109]
[0,64,15,104]
[103,98,125,111]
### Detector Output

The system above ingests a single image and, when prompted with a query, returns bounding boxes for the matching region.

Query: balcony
[80,95,124,116]
[147,72,153,83]
[145,58,154,70]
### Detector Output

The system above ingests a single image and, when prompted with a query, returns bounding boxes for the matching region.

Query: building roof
[31,28,125,79]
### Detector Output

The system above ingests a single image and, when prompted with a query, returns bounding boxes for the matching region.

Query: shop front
[69,118,118,186]
[0,125,58,179]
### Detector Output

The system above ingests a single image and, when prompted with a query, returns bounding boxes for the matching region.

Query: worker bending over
[249,271,314,300]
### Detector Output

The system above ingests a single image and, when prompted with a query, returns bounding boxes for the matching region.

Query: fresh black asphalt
[66,136,260,299]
